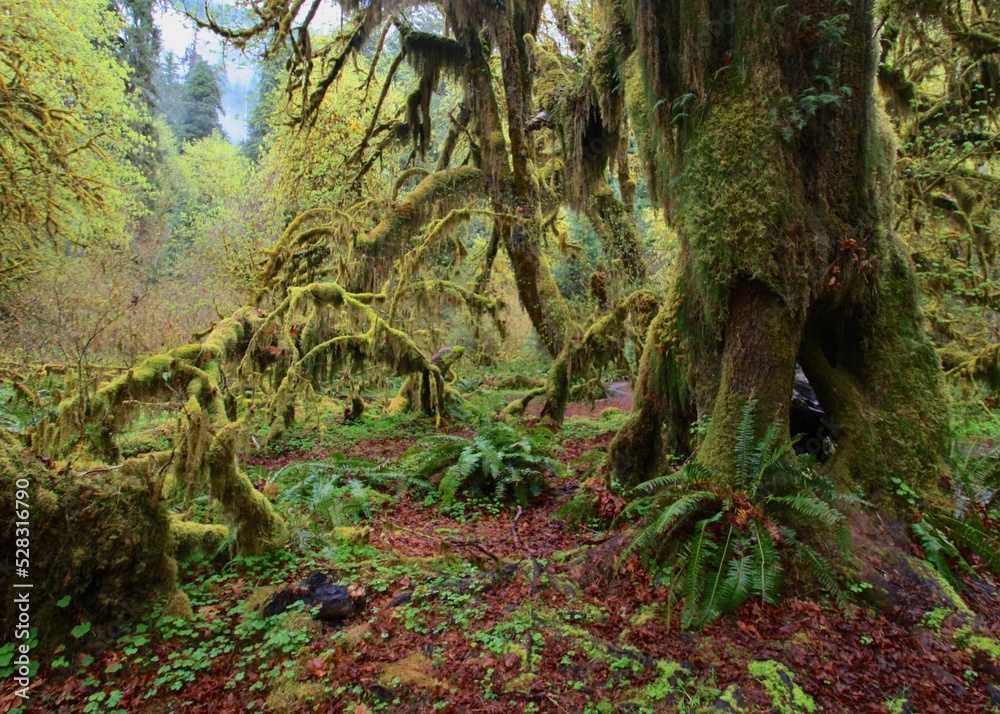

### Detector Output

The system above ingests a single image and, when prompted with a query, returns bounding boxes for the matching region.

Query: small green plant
[620,400,855,627]
[905,441,1000,583]
[891,477,918,506]
[848,581,873,595]
[404,420,562,507]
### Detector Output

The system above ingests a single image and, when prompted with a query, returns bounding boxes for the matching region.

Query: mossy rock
[748,660,817,714]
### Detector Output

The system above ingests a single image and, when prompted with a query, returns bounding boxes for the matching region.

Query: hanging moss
[352,167,487,290]
[586,185,647,285]
[402,31,468,77]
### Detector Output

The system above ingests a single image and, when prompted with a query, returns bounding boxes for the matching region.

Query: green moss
[748,660,817,714]
[907,557,973,615]
[504,672,537,694]
[169,516,229,561]
[716,685,748,712]
[358,166,486,269]
[162,590,194,621]
[954,626,1000,659]
[0,431,174,647]
[682,96,803,319]
[640,660,690,703]
[266,678,327,714]
[331,526,371,545]
[607,274,695,486]
[378,652,446,691]
[207,423,285,556]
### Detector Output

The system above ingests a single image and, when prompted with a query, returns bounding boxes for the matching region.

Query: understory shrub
[619,400,857,628]
[403,420,562,507]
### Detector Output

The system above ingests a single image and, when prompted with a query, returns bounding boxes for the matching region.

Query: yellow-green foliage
[640,660,689,704]
[0,431,174,646]
[0,0,149,271]
[954,626,1000,660]
[748,660,817,714]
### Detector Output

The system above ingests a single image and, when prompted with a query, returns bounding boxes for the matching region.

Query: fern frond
[734,399,759,486]
[913,519,967,583]
[698,523,736,625]
[792,541,847,608]
[718,552,755,614]
[680,514,721,629]
[935,514,1000,575]
[750,521,783,604]
[623,491,718,559]
[750,420,784,487]
[767,494,845,529]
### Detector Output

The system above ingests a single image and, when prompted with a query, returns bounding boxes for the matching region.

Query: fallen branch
[511,505,523,550]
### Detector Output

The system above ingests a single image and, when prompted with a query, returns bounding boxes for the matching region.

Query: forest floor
[4,389,1000,714]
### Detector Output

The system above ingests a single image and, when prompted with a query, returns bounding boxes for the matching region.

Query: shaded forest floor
[4,390,1000,714]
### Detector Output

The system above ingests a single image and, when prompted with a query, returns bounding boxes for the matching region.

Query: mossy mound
[0,430,174,648]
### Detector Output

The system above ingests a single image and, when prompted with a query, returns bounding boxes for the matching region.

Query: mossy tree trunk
[608,0,950,504]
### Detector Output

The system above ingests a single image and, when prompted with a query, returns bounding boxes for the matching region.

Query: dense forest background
[2,0,1000,712]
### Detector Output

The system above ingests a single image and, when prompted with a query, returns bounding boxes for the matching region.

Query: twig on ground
[511,505,523,549]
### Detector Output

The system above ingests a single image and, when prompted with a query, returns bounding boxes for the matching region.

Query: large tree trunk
[608,0,950,502]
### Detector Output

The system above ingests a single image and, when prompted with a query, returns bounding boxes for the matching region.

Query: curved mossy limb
[248,280,456,435]
[537,290,660,428]
[607,274,700,488]
[352,166,487,290]
[33,312,287,557]
[207,423,285,556]
[49,310,257,462]
[169,515,230,561]
[389,345,467,416]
